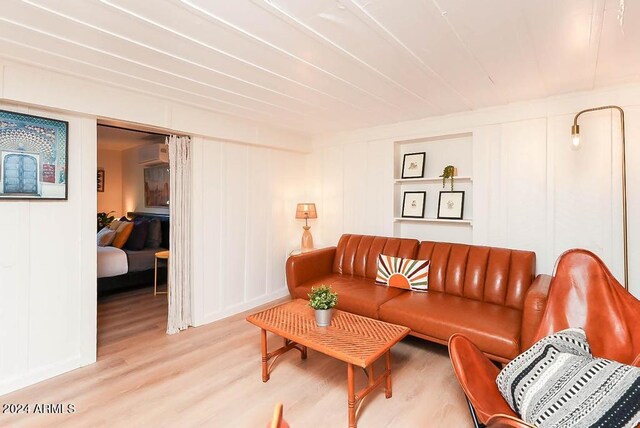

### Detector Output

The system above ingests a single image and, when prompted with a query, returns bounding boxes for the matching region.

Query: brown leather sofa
[448,248,640,427]
[286,234,549,363]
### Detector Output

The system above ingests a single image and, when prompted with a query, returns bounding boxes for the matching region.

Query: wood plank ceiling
[0,0,637,136]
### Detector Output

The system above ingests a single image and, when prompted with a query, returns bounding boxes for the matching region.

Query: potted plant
[440,165,457,190]
[97,211,116,231]
[308,285,338,327]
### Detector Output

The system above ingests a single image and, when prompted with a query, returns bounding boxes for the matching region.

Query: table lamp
[295,203,317,252]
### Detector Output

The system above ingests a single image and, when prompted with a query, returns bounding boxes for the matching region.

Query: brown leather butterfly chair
[448,249,640,428]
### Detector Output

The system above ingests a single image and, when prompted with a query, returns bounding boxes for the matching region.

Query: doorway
[96,122,173,351]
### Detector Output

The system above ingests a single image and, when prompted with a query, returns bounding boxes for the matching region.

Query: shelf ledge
[394,176,472,184]
[394,217,473,226]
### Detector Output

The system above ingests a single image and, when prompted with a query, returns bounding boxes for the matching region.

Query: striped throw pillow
[496,328,640,428]
[375,254,429,292]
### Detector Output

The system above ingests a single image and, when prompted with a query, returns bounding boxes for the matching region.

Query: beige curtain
[166,135,192,334]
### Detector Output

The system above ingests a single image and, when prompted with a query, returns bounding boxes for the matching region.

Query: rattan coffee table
[246,299,410,428]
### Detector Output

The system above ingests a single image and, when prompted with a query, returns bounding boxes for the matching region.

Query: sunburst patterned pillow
[375,254,430,292]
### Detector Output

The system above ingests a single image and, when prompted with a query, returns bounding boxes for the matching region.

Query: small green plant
[440,165,456,190]
[308,285,338,310]
[97,211,116,231]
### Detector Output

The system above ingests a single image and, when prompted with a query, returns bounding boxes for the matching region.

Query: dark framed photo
[402,191,426,218]
[401,152,426,179]
[0,109,69,200]
[437,191,465,220]
[97,168,105,192]
[144,165,170,207]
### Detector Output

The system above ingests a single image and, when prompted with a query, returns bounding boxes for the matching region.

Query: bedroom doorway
[96,122,172,350]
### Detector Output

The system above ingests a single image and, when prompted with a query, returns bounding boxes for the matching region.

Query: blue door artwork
[3,154,38,194]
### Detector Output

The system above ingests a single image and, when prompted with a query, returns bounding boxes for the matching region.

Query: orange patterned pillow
[375,254,430,292]
[111,222,133,249]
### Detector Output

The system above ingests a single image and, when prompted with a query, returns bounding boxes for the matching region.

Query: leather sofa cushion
[292,274,406,319]
[417,242,535,310]
[379,291,522,359]
[333,234,419,279]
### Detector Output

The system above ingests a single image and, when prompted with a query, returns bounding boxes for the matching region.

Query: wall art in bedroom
[0,109,68,200]
[144,165,170,208]
[97,168,105,192]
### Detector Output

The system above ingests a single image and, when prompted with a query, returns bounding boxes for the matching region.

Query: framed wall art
[401,152,426,179]
[402,191,426,218]
[144,165,170,208]
[0,109,68,200]
[97,168,105,192]
[437,191,465,220]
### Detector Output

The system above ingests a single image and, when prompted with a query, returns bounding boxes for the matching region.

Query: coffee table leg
[385,350,392,398]
[347,362,356,428]
[261,329,269,382]
[301,345,308,360]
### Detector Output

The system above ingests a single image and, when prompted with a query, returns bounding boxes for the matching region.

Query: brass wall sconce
[571,105,628,290]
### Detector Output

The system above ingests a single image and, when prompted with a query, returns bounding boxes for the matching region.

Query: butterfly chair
[448,249,640,427]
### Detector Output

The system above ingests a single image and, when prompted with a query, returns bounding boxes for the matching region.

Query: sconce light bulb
[571,135,581,150]
[570,123,581,151]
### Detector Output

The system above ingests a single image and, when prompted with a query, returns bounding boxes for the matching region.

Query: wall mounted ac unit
[138,144,169,165]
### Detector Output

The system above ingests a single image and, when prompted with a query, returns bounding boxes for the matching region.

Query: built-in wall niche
[393,132,473,243]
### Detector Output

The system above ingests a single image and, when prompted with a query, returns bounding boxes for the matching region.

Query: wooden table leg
[385,350,392,398]
[261,329,269,382]
[301,345,307,360]
[348,362,356,428]
[154,257,158,296]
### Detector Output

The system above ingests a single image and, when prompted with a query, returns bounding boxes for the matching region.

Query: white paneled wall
[311,86,640,298]
[0,60,309,395]
[191,137,306,325]
[0,105,97,395]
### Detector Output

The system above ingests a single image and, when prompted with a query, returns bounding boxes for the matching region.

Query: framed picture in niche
[437,191,465,220]
[97,168,105,192]
[401,152,426,179]
[0,109,68,200]
[402,191,426,218]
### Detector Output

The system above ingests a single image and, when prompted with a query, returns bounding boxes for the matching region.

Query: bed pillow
[160,220,170,249]
[97,227,116,247]
[145,219,162,249]
[125,220,150,251]
[375,254,429,292]
[111,222,134,249]
[496,328,640,428]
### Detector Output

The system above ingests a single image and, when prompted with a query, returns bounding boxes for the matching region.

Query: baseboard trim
[194,288,290,327]
[0,354,89,396]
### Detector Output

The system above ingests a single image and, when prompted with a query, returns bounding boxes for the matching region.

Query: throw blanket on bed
[496,328,640,428]
[97,246,128,278]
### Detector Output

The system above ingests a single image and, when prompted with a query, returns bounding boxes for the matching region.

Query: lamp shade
[295,203,317,219]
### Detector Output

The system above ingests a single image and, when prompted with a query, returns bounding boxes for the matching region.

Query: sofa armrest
[285,247,336,296]
[520,274,553,351]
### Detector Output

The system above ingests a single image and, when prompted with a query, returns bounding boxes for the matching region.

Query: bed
[97,212,169,296]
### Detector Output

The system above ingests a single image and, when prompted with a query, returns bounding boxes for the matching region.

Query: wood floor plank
[0,288,472,427]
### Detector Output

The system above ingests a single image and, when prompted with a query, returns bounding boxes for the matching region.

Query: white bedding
[97,246,128,278]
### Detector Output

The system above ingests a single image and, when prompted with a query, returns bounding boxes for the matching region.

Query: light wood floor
[0,288,471,427]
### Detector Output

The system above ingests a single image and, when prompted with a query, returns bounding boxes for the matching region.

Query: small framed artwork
[0,109,68,200]
[401,152,426,179]
[402,191,426,218]
[97,168,105,192]
[144,165,170,207]
[437,191,465,220]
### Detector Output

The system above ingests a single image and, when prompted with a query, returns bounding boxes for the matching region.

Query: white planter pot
[314,308,333,327]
